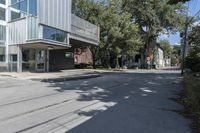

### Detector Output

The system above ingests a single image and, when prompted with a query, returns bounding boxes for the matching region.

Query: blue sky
[158,0,200,45]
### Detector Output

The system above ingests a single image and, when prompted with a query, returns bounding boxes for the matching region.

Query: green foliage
[159,39,172,58]
[185,49,200,72]
[122,0,186,57]
[185,26,200,72]
[73,0,143,68]
[184,75,200,116]
[189,26,200,50]
[73,0,187,68]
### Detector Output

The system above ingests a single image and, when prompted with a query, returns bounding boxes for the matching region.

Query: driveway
[0,69,191,133]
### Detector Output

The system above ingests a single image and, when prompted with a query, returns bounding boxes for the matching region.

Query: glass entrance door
[36,50,46,72]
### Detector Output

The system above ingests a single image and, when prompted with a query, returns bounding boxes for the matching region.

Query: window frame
[10,0,37,21]
[42,25,68,44]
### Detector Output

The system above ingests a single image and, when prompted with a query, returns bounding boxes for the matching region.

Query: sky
[158,0,200,45]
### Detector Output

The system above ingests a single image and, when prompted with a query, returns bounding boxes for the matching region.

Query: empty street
[0,69,191,133]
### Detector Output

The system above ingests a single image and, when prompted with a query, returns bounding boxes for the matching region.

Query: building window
[10,0,37,20]
[10,54,17,62]
[65,52,73,58]
[0,7,5,21]
[11,11,20,20]
[29,0,37,16]
[0,25,6,43]
[0,46,5,62]
[0,0,5,4]
[11,0,18,4]
[43,26,68,43]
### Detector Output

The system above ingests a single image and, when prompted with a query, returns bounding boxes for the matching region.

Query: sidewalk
[0,69,106,82]
[0,68,179,82]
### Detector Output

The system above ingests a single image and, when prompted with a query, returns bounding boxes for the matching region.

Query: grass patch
[183,74,200,133]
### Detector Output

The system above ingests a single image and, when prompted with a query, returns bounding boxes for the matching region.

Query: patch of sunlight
[141,94,148,97]
[93,86,105,92]
[80,81,89,86]
[124,96,130,99]
[75,87,80,90]
[147,82,161,85]
[140,87,153,93]
[156,76,163,79]
[123,83,129,86]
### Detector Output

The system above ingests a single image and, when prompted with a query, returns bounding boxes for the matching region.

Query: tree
[73,0,143,68]
[171,45,181,66]
[122,0,186,67]
[185,25,200,72]
[159,39,172,58]
[72,0,104,68]
[189,25,200,50]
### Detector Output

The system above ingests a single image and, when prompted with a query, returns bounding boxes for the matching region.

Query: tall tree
[122,0,186,67]
[73,0,143,68]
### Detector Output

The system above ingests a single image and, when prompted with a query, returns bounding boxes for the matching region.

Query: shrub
[185,49,200,72]
[184,75,200,116]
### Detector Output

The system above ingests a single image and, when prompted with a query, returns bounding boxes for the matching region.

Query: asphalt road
[0,69,191,133]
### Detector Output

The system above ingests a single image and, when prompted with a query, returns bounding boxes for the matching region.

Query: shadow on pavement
[45,71,190,133]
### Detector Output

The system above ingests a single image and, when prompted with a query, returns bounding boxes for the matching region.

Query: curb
[33,74,101,82]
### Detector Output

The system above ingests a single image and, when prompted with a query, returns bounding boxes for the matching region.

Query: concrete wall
[49,49,74,71]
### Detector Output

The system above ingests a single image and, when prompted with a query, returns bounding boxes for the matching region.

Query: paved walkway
[0,69,105,81]
[0,69,191,133]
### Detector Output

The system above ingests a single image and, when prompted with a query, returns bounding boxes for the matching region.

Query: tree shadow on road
[45,72,190,133]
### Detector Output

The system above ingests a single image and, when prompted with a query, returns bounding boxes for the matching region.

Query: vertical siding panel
[8,19,26,45]
[38,0,71,32]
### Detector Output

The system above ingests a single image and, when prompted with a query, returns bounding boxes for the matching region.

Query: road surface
[0,69,191,133]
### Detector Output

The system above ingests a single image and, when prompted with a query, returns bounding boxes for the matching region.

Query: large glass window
[11,0,18,4]
[10,0,37,20]
[0,7,5,21]
[0,0,5,4]
[0,46,5,62]
[43,26,68,43]
[29,0,37,16]
[11,0,27,12]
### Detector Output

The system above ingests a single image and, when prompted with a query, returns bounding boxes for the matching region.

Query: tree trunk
[105,51,111,69]
[90,46,97,69]
[115,56,120,69]
[92,54,96,69]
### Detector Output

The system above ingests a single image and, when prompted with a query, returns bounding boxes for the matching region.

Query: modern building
[0,0,99,72]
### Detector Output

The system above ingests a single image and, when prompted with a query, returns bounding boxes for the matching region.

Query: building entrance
[22,49,48,72]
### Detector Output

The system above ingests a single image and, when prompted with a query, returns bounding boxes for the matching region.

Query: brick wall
[74,47,92,64]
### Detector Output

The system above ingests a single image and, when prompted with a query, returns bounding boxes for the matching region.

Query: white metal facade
[8,18,27,45]
[0,0,100,72]
[38,0,71,33]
